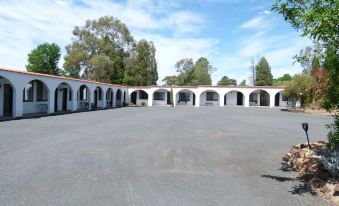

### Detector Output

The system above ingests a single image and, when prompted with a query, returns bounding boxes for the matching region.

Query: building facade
[0,68,288,119]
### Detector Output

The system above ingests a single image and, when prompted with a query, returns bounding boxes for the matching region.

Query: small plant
[327,115,339,150]
[141,102,146,107]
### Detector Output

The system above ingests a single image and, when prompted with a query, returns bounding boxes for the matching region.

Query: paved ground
[0,107,334,206]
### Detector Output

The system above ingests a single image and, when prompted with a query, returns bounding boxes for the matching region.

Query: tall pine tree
[255,57,273,86]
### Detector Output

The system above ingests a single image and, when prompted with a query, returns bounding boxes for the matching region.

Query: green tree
[273,74,293,85]
[26,42,61,75]
[63,16,134,83]
[323,47,339,149]
[191,57,213,85]
[164,57,214,86]
[124,39,158,86]
[255,57,273,86]
[284,74,316,108]
[239,79,246,86]
[272,0,339,49]
[273,0,339,149]
[162,75,178,86]
[217,76,237,86]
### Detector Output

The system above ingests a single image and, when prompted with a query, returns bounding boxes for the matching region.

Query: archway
[93,86,103,109]
[224,90,244,106]
[22,79,49,115]
[106,88,114,108]
[153,89,170,106]
[249,89,270,106]
[54,83,73,113]
[0,75,15,117]
[77,85,90,111]
[116,89,122,107]
[200,90,219,106]
[130,90,148,106]
[176,89,195,106]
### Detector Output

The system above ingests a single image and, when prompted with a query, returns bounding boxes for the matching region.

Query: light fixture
[302,122,311,149]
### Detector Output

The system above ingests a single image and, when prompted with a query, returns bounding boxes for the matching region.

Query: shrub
[141,102,146,107]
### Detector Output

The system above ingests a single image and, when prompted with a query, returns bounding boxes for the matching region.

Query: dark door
[94,90,98,108]
[54,89,58,112]
[167,91,171,105]
[62,88,67,111]
[193,93,195,106]
[111,92,114,106]
[224,95,227,106]
[131,92,137,105]
[275,93,280,107]
[3,84,13,116]
[237,92,243,106]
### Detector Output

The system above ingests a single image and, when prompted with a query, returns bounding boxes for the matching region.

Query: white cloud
[239,16,266,30]
[0,0,211,84]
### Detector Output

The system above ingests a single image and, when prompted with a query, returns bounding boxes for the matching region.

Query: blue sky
[0,0,311,85]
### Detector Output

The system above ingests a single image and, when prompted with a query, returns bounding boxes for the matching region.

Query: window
[36,81,47,101]
[106,91,111,100]
[179,92,190,101]
[116,90,121,100]
[69,89,72,101]
[154,92,165,100]
[250,93,258,102]
[98,88,102,100]
[23,83,33,102]
[206,92,218,101]
[139,91,148,99]
[282,94,289,101]
[79,86,87,101]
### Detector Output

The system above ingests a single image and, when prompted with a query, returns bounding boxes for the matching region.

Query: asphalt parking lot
[0,107,334,206]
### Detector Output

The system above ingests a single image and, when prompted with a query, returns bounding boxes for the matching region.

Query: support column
[244,93,249,107]
[148,91,153,107]
[173,92,176,107]
[48,91,55,114]
[102,91,107,108]
[195,93,200,107]
[219,94,224,107]
[14,88,23,118]
[269,93,275,108]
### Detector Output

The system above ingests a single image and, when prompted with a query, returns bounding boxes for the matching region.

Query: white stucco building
[0,68,289,119]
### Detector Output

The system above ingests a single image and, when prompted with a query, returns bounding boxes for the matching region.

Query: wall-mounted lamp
[302,122,311,149]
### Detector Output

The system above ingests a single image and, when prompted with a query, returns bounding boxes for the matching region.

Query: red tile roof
[1,67,285,89]
[0,67,126,87]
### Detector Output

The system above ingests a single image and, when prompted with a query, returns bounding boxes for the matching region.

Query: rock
[317,170,330,180]
[334,184,339,196]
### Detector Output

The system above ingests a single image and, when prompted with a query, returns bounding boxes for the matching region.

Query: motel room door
[3,84,13,116]
[62,88,67,111]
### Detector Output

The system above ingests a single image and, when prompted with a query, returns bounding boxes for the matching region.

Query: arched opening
[0,76,15,118]
[22,79,49,115]
[176,89,195,106]
[116,89,122,107]
[249,90,270,106]
[200,90,219,106]
[153,89,171,106]
[224,90,244,106]
[77,85,90,111]
[130,90,148,106]
[54,83,73,113]
[93,86,103,109]
[275,91,289,107]
[106,88,114,108]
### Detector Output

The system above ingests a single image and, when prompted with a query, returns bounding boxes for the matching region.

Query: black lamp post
[302,122,311,149]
